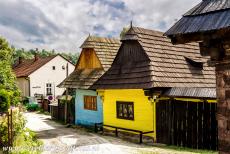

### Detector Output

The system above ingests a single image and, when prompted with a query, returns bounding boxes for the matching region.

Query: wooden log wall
[216,62,230,153]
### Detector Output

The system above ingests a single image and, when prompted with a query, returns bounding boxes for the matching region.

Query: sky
[0,0,201,53]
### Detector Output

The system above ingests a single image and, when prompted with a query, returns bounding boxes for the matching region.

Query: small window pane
[84,96,97,111]
[46,83,52,95]
[116,101,134,120]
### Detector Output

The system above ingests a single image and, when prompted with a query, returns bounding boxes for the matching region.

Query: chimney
[34,48,39,61]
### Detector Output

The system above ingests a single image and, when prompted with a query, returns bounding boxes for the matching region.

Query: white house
[13,54,75,100]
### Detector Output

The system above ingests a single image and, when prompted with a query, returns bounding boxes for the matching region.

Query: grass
[12,128,43,154]
[36,109,50,115]
[151,145,218,154]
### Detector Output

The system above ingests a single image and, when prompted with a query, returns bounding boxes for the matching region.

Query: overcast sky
[0,0,201,53]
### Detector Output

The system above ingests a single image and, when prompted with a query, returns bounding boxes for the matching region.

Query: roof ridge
[132,26,164,34]
[80,35,120,48]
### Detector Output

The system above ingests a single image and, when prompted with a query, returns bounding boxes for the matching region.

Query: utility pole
[65,63,69,124]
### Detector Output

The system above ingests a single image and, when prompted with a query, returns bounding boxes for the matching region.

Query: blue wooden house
[58,36,120,126]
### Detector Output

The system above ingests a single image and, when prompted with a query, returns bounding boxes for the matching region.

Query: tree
[0,37,20,110]
[13,48,79,65]
[120,27,130,39]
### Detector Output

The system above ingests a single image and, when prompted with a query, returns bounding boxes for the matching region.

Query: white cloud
[0,0,201,53]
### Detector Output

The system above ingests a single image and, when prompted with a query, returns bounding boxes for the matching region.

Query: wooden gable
[58,36,120,89]
[114,40,149,65]
[76,48,103,70]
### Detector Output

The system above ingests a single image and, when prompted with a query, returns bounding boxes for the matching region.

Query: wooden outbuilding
[58,35,120,126]
[165,0,230,153]
[91,26,217,148]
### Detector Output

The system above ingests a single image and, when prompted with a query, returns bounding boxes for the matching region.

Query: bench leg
[140,133,143,144]
[94,123,97,133]
[115,128,118,137]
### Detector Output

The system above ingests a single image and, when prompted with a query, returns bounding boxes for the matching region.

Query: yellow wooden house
[91,26,217,149]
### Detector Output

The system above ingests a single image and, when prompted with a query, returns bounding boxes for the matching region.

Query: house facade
[13,54,75,100]
[58,36,120,126]
[92,26,217,149]
[165,0,230,152]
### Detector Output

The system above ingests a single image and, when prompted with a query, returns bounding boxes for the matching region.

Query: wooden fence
[156,100,218,150]
[0,109,13,148]
[49,99,75,124]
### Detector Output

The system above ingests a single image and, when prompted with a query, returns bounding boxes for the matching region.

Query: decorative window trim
[84,95,97,111]
[116,101,134,120]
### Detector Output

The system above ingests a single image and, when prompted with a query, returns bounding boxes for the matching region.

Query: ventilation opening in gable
[184,56,203,69]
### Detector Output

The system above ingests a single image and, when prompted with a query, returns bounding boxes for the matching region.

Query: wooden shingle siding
[91,27,216,89]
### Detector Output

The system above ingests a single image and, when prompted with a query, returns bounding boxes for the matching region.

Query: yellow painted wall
[101,89,156,138]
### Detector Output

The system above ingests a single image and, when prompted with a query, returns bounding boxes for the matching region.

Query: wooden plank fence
[0,109,13,148]
[156,100,218,150]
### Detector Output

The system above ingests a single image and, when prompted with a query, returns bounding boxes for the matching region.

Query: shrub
[12,128,43,154]
[0,108,26,146]
[0,89,10,112]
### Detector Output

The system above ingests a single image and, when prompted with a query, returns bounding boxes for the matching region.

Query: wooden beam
[169,29,230,45]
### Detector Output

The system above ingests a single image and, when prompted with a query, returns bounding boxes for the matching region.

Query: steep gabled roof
[91,26,216,89]
[13,55,56,77]
[80,36,121,70]
[165,0,230,36]
[58,36,120,89]
[58,68,104,89]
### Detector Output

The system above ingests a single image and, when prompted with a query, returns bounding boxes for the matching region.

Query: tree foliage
[12,48,79,65]
[0,89,10,112]
[0,37,20,110]
[120,26,130,39]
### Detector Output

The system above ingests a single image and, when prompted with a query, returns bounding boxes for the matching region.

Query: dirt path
[24,112,199,154]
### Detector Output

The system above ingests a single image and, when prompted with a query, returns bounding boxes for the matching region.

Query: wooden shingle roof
[58,68,104,89]
[80,36,121,70]
[165,0,230,36]
[91,26,216,89]
[58,36,120,89]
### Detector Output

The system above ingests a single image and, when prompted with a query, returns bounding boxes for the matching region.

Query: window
[46,83,52,95]
[62,65,65,70]
[116,101,134,120]
[52,66,55,70]
[84,96,97,111]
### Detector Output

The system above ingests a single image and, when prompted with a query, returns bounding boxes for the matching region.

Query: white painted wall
[29,55,75,98]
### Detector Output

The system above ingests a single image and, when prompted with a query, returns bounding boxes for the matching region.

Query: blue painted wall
[75,89,103,126]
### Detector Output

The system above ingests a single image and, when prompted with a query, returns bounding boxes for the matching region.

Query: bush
[0,108,26,146]
[12,128,43,154]
[0,89,10,112]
